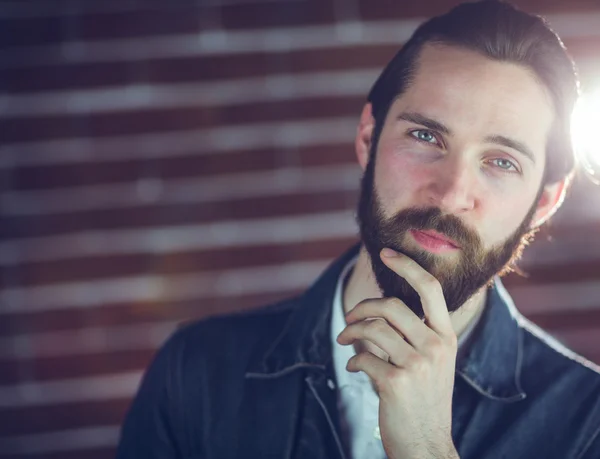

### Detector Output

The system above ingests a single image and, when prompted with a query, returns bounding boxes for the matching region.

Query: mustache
[388,207,482,249]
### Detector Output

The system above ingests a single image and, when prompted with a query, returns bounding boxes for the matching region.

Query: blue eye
[491,158,518,172]
[410,129,439,145]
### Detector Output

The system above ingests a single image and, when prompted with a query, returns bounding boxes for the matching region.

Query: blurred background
[1,0,600,457]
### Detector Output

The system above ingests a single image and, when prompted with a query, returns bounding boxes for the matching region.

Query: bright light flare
[572,87,600,180]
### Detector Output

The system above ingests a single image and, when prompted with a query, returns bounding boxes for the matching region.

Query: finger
[346,351,394,393]
[380,248,454,338]
[337,317,417,363]
[345,297,434,350]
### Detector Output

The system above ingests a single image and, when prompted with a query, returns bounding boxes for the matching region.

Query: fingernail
[381,248,397,258]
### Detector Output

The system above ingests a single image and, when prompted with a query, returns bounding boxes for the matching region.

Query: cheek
[480,194,536,248]
[374,144,436,212]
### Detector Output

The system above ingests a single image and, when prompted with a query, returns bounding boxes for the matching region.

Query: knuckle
[366,319,387,334]
[384,367,406,388]
[354,352,369,366]
[422,334,442,353]
[404,257,420,270]
[405,352,427,372]
[381,297,403,317]
[426,334,456,362]
[385,297,403,311]
[446,333,458,349]
[426,334,444,350]
[423,275,442,292]
[354,299,370,311]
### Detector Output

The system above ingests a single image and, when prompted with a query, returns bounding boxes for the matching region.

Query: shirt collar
[331,254,361,389]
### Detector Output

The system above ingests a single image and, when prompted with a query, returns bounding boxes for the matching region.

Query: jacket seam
[246,362,326,379]
[455,370,526,402]
[306,376,348,459]
[513,324,527,396]
[576,422,600,459]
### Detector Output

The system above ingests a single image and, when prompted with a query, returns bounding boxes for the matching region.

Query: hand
[336,248,460,459]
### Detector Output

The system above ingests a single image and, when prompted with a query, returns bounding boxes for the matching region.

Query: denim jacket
[116,243,600,458]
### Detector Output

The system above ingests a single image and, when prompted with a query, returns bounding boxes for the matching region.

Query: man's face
[357,44,554,318]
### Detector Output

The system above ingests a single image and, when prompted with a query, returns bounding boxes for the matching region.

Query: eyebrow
[397,112,451,135]
[484,134,536,165]
[396,111,536,165]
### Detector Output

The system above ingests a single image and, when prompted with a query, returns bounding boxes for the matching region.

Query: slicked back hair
[367,0,579,185]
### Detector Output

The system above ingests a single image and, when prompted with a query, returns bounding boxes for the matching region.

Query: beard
[356,151,542,319]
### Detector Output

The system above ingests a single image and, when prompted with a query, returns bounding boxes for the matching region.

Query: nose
[425,161,477,214]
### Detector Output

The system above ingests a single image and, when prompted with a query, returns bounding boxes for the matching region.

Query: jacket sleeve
[115,330,185,459]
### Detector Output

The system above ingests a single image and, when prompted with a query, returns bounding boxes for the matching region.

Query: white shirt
[330,256,483,459]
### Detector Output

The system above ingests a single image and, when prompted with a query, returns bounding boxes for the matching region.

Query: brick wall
[1,1,600,457]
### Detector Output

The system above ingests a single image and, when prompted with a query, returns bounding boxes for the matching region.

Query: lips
[414,229,460,248]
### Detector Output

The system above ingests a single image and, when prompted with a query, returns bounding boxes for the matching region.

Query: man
[117,1,600,458]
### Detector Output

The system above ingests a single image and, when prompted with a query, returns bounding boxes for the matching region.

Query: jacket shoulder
[176,295,299,342]
[519,317,600,457]
[163,295,301,370]
[519,316,600,385]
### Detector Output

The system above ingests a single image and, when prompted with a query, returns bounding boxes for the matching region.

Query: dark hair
[367,0,579,185]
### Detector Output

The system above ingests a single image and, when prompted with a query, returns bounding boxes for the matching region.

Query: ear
[355,103,376,171]
[530,178,569,228]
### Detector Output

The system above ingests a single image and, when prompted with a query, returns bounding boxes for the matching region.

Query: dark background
[1,0,600,457]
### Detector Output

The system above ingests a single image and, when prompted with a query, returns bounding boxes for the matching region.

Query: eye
[489,157,520,173]
[409,129,440,145]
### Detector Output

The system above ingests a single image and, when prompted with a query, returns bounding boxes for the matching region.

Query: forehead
[388,44,555,159]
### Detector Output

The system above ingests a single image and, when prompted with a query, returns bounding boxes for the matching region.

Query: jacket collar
[455,278,527,402]
[246,243,359,377]
[247,243,527,402]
